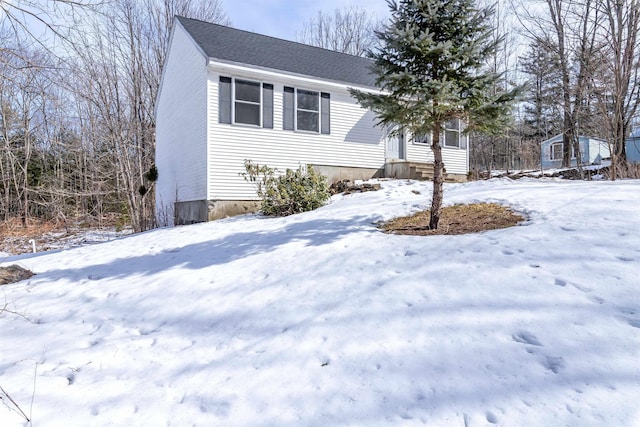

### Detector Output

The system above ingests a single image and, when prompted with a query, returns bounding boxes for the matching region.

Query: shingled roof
[176,16,377,88]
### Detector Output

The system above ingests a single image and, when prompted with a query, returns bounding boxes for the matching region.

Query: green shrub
[241,160,330,216]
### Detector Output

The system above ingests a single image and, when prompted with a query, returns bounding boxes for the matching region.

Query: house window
[283,86,330,134]
[444,119,466,149]
[234,79,261,126]
[218,76,273,128]
[413,133,431,145]
[297,89,319,132]
[550,142,563,160]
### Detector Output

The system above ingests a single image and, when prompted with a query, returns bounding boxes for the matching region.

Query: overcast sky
[222,0,390,41]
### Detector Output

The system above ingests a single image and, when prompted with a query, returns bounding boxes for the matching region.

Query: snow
[1,178,639,426]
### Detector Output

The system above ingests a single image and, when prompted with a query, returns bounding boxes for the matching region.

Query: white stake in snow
[28,239,36,253]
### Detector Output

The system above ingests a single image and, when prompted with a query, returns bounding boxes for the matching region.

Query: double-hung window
[412,119,466,149]
[550,142,563,160]
[218,76,273,128]
[413,133,431,145]
[283,86,330,134]
[444,119,466,149]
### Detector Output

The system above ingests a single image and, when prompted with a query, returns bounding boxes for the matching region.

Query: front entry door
[386,129,406,160]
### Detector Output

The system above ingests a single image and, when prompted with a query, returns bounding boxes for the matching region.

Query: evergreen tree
[520,38,563,143]
[350,0,520,229]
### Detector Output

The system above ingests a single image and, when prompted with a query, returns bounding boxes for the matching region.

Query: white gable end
[156,21,209,223]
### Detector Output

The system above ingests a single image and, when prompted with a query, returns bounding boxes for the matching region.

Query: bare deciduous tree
[515,0,600,171]
[296,6,380,56]
[1,0,229,232]
[593,0,640,179]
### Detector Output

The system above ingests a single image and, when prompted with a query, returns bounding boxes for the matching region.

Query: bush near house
[242,160,330,216]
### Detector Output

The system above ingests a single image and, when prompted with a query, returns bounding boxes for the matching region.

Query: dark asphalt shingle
[176,16,377,88]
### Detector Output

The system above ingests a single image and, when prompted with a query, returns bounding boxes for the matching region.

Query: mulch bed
[381,203,524,236]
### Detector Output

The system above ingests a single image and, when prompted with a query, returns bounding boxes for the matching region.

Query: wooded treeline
[0,0,227,231]
[1,0,639,232]
[474,0,640,177]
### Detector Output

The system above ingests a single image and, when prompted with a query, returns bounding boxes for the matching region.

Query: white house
[540,134,610,169]
[155,16,469,224]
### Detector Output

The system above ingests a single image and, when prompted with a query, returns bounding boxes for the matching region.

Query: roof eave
[206,57,380,92]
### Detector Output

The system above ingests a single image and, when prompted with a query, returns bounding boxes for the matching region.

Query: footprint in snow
[627,319,640,328]
[542,356,565,374]
[485,411,498,424]
[617,306,640,328]
[512,331,543,346]
[554,278,567,287]
[572,283,591,293]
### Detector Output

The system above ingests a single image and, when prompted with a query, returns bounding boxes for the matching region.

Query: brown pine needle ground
[381,203,525,236]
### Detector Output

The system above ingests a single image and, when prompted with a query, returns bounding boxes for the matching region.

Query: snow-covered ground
[1,178,639,426]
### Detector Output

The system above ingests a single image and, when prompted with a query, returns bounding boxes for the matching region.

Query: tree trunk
[430,122,444,230]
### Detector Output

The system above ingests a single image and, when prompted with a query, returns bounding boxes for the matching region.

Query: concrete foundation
[311,164,384,183]
[174,200,208,225]
[207,200,261,221]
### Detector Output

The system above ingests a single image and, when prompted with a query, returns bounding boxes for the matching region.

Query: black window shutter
[219,76,232,124]
[283,86,294,130]
[262,83,273,129]
[321,92,330,134]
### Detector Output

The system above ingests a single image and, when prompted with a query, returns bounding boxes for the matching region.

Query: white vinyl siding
[207,67,385,200]
[155,22,209,218]
[404,143,468,175]
[405,122,469,175]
